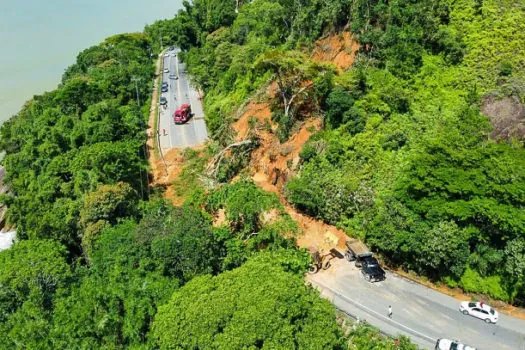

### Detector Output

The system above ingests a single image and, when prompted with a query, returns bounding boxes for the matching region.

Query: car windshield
[490,309,495,315]
[366,258,378,266]
[451,343,459,350]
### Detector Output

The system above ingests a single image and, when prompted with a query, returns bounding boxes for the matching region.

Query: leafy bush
[459,267,515,303]
[346,322,418,350]
[206,178,281,236]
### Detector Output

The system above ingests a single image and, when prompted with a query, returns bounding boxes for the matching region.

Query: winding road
[309,259,525,349]
[158,48,208,151]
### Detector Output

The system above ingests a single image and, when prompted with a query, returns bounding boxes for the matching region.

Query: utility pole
[131,77,141,106]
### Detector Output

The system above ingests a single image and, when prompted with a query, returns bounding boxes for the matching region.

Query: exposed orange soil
[151,148,183,183]
[213,208,227,227]
[148,34,525,319]
[311,32,360,71]
[230,33,360,251]
[232,87,351,254]
[161,146,209,206]
[232,100,273,140]
[231,78,525,321]
[157,148,185,205]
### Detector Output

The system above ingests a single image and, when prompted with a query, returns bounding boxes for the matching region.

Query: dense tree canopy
[0,240,71,347]
[0,33,152,253]
[3,0,522,348]
[152,251,343,349]
[284,0,525,303]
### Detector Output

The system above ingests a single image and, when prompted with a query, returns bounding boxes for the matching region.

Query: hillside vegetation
[150,0,525,304]
[0,0,523,348]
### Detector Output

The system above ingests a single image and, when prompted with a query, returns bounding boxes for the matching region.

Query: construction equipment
[344,238,372,264]
[308,246,345,274]
[344,238,386,282]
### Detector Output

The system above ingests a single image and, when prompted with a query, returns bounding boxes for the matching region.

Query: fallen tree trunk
[206,140,254,177]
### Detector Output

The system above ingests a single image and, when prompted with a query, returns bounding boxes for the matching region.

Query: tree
[79,182,137,227]
[0,240,71,348]
[79,182,138,260]
[232,0,287,45]
[49,220,177,349]
[205,178,281,236]
[255,50,333,122]
[135,204,220,282]
[417,221,469,278]
[504,239,525,282]
[51,271,175,349]
[347,322,417,350]
[0,33,152,254]
[0,240,71,319]
[152,251,343,349]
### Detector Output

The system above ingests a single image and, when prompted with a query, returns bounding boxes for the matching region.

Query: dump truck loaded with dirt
[308,236,386,282]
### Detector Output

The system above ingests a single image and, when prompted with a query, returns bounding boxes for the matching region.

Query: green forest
[1,0,524,348]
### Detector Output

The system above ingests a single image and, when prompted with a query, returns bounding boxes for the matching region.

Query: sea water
[0,0,183,123]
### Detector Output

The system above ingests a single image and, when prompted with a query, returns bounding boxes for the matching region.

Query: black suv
[359,256,386,282]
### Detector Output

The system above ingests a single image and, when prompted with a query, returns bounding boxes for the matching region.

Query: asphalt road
[308,259,525,350]
[158,48,208,151]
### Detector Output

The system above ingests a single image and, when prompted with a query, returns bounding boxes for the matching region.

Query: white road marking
[175,56,189,147]
[185,77,199,145]
[158,48,208,149]
[312,279,437,344]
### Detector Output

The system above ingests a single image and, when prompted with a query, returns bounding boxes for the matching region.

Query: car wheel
[365,274,371,282]
[344,252,355,262]
[485,318,492,324]
[462,310,469,315]
[308,265,319,274]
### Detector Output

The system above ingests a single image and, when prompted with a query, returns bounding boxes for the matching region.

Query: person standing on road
[388,305,392,318]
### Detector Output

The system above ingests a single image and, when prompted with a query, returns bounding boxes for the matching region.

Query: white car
[459,301,498,323]
[164,53,170,57]
[163,68,169,73]
[435,338,476,350]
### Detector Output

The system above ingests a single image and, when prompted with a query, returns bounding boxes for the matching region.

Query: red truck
[173,104,192,124]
